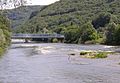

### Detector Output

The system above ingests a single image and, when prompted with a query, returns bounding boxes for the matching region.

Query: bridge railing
[12,34,65,38]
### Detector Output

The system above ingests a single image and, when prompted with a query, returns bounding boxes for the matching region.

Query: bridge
[12,34,65,43]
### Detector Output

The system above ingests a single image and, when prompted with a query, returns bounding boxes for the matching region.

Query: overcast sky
[1,0,59,9]
[28,0,59,5]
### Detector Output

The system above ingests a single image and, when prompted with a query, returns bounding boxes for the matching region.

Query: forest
[12,0,120,45]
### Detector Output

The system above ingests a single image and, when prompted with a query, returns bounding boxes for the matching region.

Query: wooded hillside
[14,0,120,44]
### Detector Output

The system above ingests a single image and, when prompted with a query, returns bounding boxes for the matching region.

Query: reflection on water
[0,43,120,83]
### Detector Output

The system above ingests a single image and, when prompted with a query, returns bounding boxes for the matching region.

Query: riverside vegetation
[0,14,11,56]
[68,51,113,59]
[80,51,110,59]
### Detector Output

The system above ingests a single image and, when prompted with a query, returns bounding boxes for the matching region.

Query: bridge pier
[32,38,50,43]
[25,39,29,43]
[58,38,64,43]
[26,38,64,43]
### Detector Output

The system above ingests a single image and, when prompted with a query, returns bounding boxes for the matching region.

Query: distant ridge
[4,5,44,29]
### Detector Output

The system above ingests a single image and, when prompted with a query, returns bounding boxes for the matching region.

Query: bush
[80,51,108,59]
[94,52,107,58]
[52,38,58,43]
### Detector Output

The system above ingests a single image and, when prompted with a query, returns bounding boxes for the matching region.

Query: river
[0,43,120,83]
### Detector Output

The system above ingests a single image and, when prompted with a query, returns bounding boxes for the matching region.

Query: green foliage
[0,47,5,56]
[80,51,108,59]
[63,25,80,43]
[113,24,120,45]
[94,52,108,58]
[92,13,111,29]
[105,22,120,45]
[0,14,11,56]
[52,38,58,43]
[105,22,116,44]
[7,0,120,45]
[80,22,99,44]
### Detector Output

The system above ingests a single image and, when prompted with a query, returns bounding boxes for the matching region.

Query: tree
[105,22,117,45]
[92,13,111,29]
[105,23,120,45]
[63,25,80,43]
[113,24,120,45]
[80,22,99,44]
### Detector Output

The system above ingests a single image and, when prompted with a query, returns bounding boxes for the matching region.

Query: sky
[28,0,59,5]
[1,0,59,9]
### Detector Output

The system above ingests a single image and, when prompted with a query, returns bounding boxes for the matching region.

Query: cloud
[0,0,59,9]
[28,0,59,5]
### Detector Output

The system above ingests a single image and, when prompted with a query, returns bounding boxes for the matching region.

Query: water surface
[0,43,120,83]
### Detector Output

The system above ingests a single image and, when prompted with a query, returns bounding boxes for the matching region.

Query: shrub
[80,51,108,59]
[94,52,107,58]
[52,38,58,43]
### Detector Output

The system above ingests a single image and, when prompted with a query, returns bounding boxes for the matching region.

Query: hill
[4,5,43,29]
[15,0,120,44]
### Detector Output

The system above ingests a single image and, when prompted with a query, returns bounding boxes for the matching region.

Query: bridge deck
[12,34,65,39]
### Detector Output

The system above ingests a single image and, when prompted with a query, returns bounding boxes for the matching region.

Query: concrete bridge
[12,34,65,43]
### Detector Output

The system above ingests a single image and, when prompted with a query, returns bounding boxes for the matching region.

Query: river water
[0,43,120,83]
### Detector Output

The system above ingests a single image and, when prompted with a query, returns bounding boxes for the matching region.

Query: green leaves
[105,23,120,45]
[0,14,11,55]
[92,13,111,29]
[80,22,99,44]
